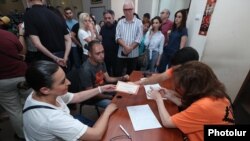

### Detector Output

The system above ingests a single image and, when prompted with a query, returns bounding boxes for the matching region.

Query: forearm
[156,98,175,128]
[180,36,187,49]
[140,73,166,85]
[70,87,100,103]
[71,36,82,47]
[167,94,182,106]
[117,39,127,48]
[18,35,27,55]
[30,35,57,61]
[64,34,71,60]
[80,110,112,140]
[130,42,139,49]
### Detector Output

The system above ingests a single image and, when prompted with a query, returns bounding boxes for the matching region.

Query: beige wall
[201,0,250,101]
[0,0,24,15]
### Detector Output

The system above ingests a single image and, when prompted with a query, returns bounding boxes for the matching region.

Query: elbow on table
[162,118,175,128]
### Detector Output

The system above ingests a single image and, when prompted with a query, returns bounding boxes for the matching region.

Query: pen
[119,124,131,138]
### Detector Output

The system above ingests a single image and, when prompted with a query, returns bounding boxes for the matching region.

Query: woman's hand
[161,88,182,106]
[105,103,118,114]
[150,89,163,100]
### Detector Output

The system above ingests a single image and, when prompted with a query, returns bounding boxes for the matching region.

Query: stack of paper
[127,104,162,131]
[116,81,140,95]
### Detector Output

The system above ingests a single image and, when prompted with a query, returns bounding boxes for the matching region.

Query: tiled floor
[0,105,102,141]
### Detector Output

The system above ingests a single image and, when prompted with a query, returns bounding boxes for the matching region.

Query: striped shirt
[116,16,143,58]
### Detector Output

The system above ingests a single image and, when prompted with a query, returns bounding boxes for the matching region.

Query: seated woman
[23,60,117,141]
[150,61,234,141]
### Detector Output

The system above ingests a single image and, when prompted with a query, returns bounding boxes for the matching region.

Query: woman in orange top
[150,61,234,141]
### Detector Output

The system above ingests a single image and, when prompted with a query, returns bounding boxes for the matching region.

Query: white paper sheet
[144,84,161,99]
[127,104,162,131]
[116,81,139,95]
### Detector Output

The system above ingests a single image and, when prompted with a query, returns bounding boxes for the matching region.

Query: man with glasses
[160,9,173,46]
[115,0,143,76]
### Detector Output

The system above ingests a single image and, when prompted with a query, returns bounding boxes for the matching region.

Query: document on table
[144,84,167,100]
[127,104,162,131]
[116,81,139,95]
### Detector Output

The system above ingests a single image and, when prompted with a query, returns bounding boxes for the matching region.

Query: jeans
[116,57,138,76]
[95,99,111,108]
[147,50,159,72]
[70,47,81,69]
[157,49,176,73]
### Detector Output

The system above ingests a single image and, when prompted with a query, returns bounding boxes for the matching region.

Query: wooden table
[101,71,183,141]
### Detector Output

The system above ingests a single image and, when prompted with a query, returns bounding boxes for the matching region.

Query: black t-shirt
[100,22,118,58]
[71,23,80,41]
[24,5,68,53]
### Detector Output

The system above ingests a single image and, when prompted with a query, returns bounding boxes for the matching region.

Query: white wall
[111,0,137,20]
[186,0,207,58]
[201,0,250,101]
[137,0,152,18]
[159,0,190,21]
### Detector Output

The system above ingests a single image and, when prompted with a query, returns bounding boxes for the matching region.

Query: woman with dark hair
[144,16,164,72]
[157,9,188,73]
[150,61,234,141]
[23,60,117,141]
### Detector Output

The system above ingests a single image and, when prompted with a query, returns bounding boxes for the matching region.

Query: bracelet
[18,35,24,37]
[98,86,102,94]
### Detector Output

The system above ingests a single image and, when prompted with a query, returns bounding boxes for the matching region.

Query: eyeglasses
[110,135,132,141]
[160,12,166,14]
[123,8,133,11]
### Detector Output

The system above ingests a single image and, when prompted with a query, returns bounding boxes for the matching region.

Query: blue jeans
[147,50,159,72]
[73,114,95,127]
[95,99,111,108]
[157,48,176,73]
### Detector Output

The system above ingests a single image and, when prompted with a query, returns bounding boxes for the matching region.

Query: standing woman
[158,10,188,73]
[144,16,164,72]
[78,13,97,63]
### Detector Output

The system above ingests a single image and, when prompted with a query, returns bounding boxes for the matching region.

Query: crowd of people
[0,0,234,141]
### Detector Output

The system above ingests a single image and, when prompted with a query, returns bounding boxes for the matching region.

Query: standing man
[64,7,77,30]
[24,0,71,68]
[79,40,129,108]
[99,10,118,76]
[64,7,81,69]
[0,29,28,140]
[160,9,173,46]
[115,0,143,76]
